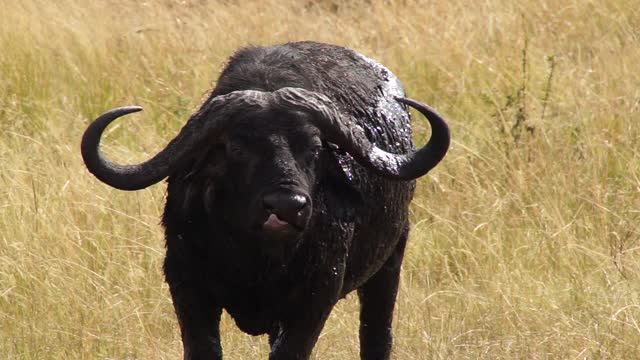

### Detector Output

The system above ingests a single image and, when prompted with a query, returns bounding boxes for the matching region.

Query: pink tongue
[263,214,289,229]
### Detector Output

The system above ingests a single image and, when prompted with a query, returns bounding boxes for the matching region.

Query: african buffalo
[81,41,450,359]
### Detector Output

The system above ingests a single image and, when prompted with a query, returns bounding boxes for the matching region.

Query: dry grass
[1,0,639,358]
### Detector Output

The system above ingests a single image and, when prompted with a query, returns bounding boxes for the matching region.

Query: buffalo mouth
[263,213,293,231]
[260,213,305,239]
[255,213,305,259]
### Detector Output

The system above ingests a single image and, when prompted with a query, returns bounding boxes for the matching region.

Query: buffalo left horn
[273,87,451,180]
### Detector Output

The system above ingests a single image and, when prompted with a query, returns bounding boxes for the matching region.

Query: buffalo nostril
[262,192,309,224]
[263,196,276,212]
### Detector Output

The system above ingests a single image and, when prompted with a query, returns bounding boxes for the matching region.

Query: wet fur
[162,41,416,360]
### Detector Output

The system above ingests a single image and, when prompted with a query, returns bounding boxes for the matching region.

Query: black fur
[163,41,416,359]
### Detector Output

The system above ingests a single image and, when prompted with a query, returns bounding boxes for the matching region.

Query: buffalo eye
[303,145,322,164]
[226,142,248,161]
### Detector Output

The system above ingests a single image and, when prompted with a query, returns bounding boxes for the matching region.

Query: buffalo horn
[81,90,270,190]
[273,87,451,180]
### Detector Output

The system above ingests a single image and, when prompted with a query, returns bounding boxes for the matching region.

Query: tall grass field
[1,0,639,358]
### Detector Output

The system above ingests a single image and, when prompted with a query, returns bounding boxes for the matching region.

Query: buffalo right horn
[81,90,270,190]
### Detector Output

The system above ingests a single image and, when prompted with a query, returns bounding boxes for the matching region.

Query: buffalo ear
[321,144,363,222]
[197,146,226,215]
[203,181,216,216]
[174,146,225,214]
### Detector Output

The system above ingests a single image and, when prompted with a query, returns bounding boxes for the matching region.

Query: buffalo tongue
[263,214,289,231]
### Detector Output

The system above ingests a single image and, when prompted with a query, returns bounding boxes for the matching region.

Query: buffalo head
[81,88,450,256]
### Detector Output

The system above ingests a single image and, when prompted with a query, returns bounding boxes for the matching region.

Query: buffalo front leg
[166,269,223,360]
[357,226,409,360]
[269,262,345,360]
[269,299,336,360]
[169,282,223,360]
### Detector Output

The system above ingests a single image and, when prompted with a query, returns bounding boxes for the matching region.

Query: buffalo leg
[268,324,281,349]
[268,303,335,360]
[357,226,409,360]
[167,279,223,360]
[164,256,222,360]
[269,264,344,360]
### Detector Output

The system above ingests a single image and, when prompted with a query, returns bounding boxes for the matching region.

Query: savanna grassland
[1,0,639,358]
